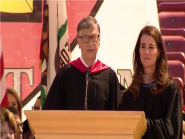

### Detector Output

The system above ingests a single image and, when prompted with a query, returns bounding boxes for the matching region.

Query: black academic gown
[120,81,182,139]
[42,59,120,110]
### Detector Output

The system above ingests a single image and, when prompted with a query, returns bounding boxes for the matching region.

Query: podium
[24,111,147,139]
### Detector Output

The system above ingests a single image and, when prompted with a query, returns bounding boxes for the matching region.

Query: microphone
[84,69,90,110]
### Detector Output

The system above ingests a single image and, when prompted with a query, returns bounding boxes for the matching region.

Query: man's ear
[77,36,81,48]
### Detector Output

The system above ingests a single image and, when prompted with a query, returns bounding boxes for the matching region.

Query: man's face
[33,99,41,110]
[13,115,23,139]
[8,93,18,110]
[77,25,100,62]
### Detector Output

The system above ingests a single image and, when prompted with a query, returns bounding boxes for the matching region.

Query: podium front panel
[25,110,146,139]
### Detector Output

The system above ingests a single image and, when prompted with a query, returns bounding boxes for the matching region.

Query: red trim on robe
[69,58,109,74]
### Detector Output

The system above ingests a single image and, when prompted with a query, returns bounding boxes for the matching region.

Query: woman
[0,107,17,139]
[7,88,22,120]
[120,25,182,139]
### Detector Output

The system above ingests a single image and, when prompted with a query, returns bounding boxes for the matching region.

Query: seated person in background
[4,106,23,139]
[7,88,22,120]
[120,25,182,139]
[32,96,41,110]
[0,107,17,139]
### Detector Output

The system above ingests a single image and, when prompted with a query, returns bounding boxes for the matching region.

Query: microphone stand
[84,69,90,110]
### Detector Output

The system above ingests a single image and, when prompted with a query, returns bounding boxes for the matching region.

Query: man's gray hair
[77,16,100,35]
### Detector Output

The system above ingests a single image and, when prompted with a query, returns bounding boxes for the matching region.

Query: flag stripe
[41,85,46,107]
[0,91,8,107]
[0,72,7,103]
[0,52,4,80]
[58,20,67,41]
[0,30,8,107]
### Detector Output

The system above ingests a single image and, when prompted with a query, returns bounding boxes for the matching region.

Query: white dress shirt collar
[80,56,97,67]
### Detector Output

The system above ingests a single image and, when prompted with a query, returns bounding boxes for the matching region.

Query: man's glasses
[78,34,99,43]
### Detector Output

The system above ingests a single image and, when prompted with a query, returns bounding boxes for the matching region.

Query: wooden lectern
[25,111,147,139]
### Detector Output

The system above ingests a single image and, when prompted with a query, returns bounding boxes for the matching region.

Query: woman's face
[8,94,18,110]
[139,34,160,73]
[1,122,15,139]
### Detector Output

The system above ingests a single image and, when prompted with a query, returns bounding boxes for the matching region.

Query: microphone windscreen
[85,69,90,75]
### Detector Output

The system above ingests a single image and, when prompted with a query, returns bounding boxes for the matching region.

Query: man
[4,106,23,139]
[32,96,41,110]
[42,16,120,110]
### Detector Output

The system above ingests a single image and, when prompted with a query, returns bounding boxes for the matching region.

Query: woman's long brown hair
[128,25,171,99]
[7,88,22,120]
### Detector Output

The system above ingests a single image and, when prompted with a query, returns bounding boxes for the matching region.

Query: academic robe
[42,58,120,110]
[120,80,182,139]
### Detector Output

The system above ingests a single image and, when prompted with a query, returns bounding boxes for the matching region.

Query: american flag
[0,37,8,107]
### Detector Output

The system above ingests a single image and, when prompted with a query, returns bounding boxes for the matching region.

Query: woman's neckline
[142,81,155,87]
[142,72,155,84]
